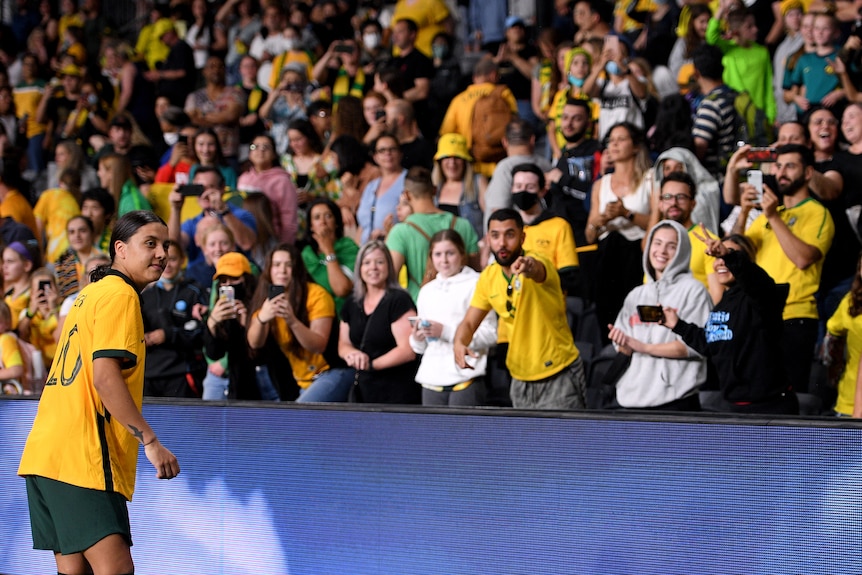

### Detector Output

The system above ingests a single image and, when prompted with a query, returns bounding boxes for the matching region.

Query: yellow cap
[434,133,472,162]
[215,252,251,278]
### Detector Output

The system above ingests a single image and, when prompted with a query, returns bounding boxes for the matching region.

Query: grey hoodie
[613,220,714,408]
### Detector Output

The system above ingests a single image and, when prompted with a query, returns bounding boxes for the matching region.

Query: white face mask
[363,32,381,50]
[164,132,179,146]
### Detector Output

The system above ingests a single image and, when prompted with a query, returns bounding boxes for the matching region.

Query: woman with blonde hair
[97,152,152,217]
[430,133,486,239]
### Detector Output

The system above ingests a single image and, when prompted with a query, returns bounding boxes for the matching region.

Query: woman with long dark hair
[19,210,179,575]
[301,197,358,314]
[248,243,354,402]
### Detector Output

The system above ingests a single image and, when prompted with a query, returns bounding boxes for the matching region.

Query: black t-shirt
[394,49,435,97]
[400,137,434,171]
[341,289,420,404]
[161,40,197,107]
[814,154,860,290]
[549,139,602,247]
[499,44,538,101]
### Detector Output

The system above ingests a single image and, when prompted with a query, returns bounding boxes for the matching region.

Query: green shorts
[25,475,132,555]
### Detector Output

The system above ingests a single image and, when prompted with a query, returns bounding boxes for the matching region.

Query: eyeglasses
[249,143,273,151]
[659,193,692,203]
[375,146,399,155]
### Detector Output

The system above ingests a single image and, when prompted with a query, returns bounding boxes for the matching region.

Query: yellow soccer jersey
[746,198,834,320]
[470,252,579,381]
[262,282,335,388]
[826,292,862,416]
[524,215,579,269]
[19,272,146,501]
[688,224,716,289]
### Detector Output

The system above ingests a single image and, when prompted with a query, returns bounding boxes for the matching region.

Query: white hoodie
[411,267,498,387]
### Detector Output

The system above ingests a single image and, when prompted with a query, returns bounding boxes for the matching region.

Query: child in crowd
[786,11,843,115]
[3,241,38,332]
[548,47,594,160]
[186,224,235,297]
[706,4,775,126]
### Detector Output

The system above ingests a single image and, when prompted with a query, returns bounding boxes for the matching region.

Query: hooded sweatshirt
[613,220,713,408]
[654,147,721,236]
[410,266,497,387]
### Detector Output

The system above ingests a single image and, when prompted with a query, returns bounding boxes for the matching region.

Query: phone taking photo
[268,285,285,300]
[219,285,235,302]
[178,184,205,197]
[747,169,763,205]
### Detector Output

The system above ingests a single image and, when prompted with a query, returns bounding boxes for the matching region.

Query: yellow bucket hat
[434,133,472,162]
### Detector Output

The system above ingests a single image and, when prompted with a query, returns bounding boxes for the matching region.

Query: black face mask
[231,283,247,302]
[512,191,539,211]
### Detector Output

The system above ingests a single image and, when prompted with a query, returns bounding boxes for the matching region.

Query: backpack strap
[405,221,431,241]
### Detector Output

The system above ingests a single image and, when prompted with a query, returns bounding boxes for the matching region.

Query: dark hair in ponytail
[90,210,167,283]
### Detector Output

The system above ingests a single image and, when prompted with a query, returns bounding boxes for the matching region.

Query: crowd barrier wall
[1,397,861,575]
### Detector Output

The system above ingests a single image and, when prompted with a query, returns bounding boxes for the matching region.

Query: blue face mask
[605,61,621,76]
[568,74,585,88]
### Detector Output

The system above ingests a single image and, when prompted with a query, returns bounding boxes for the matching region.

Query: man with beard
[510,163,580,296]
[734,144,834,395]
[454,208,586,409]
[184,55,245,167]
[545,98,601,247]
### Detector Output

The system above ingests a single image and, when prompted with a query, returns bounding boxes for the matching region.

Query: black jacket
[673,250,790,404]
[141,280,206,379]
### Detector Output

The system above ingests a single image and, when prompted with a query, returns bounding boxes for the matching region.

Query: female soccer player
[18,210,180,575]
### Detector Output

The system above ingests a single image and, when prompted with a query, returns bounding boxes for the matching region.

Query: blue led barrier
[2,398,861,575]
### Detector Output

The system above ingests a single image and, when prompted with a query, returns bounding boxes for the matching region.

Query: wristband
[143,437,157,446]
[25,309,35,319]
[323,253,338,264]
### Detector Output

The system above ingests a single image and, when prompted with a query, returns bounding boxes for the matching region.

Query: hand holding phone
[178,184,205,197]
[637,305,664,323]
[747,169,763,205]
[268,285,285,300]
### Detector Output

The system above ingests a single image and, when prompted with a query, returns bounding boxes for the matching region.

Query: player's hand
[144,438,180,480]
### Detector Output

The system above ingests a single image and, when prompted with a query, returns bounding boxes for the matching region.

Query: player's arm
[93,356,179,479]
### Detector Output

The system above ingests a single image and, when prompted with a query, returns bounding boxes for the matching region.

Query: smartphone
[604,35,620,55]
[637,305,664,323]
[747,169,764,204]
[408,316,420,327]
[178,184,205,197]
[374,109,386,121]
[334,43,354,54]
[38,280,51,293]
[746,147,776,163]
[219,285,235,302]
[268,284,285,299]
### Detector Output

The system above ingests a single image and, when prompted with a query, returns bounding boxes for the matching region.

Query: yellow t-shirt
[34,188,81,263]
[746,198,834,320]
[1,188,38,237]
[470,252,579,381]
[13,82,47,138]
[5,287,29,331]
[29,311,58,366]
[688,225,716,290]
[18,272,147,501]
[826,292,862,416]
[391,0,450,58]
[263,282,335,387]
[0,331,23,372]
[524,215,580,268]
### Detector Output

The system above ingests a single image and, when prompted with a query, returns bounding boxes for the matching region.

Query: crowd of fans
[5,0,862,417]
